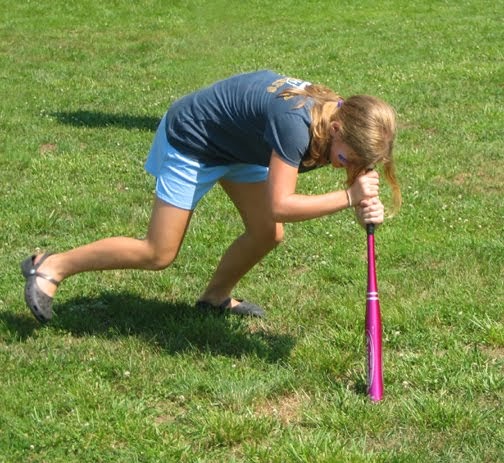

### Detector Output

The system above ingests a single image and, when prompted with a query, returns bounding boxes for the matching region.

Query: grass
[1,0,503,461]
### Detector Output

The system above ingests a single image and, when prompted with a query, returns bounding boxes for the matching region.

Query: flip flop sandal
[196,297,266,318]
[20,253,60,323]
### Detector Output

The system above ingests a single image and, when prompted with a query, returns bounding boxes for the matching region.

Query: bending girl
[21,70,401,322]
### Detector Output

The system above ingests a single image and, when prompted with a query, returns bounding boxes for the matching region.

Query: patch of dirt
[253,392,308,425]
[39,143,57,155]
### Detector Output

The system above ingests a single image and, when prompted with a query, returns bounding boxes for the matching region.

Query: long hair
[279,85,402,212]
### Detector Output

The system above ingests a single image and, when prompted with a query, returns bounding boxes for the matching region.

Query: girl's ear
[330,121,340,136]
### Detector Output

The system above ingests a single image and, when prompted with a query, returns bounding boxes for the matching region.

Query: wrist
[345,189,353,208]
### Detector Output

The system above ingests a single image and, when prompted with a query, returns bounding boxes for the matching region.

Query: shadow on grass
[52,111,160,131]
[2,292,296,363]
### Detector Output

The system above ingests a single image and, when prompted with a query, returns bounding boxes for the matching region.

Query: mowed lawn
[0,1,502,462]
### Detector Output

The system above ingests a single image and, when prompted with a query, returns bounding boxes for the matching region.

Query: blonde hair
[280,85,402,212]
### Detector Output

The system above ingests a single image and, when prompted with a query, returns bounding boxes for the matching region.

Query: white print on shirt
[266,77,312,95]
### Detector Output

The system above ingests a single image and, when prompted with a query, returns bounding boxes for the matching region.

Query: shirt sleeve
[263,103,311,167]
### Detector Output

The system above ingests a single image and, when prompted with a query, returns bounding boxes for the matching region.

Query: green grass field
[1,1,502,461]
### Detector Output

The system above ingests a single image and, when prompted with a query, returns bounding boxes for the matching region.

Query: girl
[21,70,401,322]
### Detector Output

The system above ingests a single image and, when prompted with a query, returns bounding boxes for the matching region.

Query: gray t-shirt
[165,70,314,170]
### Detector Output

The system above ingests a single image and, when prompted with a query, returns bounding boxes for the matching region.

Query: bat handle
[365,168,376,237]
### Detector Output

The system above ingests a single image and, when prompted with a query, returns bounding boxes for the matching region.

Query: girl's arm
[267,150,378,223]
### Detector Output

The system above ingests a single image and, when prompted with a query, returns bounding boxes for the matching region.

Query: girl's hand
[355,197,384,228]
[347,171,379,205]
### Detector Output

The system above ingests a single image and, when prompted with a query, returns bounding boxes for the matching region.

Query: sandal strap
[23,253,60,286]
[33,271,60,286]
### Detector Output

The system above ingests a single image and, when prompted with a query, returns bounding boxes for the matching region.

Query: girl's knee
[273,223,285,245]
[144,246,178,271]
[149,255,175,271]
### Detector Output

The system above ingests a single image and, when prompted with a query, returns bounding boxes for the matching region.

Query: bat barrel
[366,298,383,401]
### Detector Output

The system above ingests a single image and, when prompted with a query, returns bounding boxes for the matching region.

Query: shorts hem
[155,192,195,211]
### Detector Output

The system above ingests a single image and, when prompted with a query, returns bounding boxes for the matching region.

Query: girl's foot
[195,297,265,318]
[20,253,61,323]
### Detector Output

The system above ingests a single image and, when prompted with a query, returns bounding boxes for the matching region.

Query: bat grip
[365,168,376,236]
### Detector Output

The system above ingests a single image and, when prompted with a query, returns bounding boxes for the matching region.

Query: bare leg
[199,180,284,307]
[32,197,193,298]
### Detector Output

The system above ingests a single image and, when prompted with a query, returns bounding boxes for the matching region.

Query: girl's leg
[31,197,193,298]
[199,179,284,307]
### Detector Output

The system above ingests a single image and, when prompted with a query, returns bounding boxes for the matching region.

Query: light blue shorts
[145,113,269,210]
